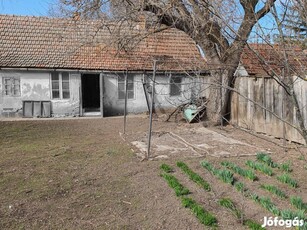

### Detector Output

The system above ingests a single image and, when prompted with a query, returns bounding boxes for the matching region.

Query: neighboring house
[0,14,206,118]
[233,44,307,144]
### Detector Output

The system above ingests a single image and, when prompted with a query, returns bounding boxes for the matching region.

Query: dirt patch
[0,115,306,229]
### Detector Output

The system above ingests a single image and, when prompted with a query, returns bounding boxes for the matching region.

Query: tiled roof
[240,44,307,77]
[0,14,205,71]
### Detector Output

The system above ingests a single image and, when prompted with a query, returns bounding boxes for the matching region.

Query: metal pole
[220,69,223,127]
[100,73,104,118]
[123,70,128,134]
[281,68,286,151]
[147,60,157,159]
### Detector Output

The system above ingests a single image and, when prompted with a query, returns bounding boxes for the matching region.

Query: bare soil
[0,115,306,229]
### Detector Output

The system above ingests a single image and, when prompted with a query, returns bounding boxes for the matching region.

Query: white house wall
[0,71,80,117]
[103,73,194,116]
[0,70,198,118]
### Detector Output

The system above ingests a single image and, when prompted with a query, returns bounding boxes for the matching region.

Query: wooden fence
[231,76,307,144]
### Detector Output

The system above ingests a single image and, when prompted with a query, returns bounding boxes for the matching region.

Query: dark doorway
[82,74,100,112]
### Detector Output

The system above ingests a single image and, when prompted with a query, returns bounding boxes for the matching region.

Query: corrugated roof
[0,14,205,71]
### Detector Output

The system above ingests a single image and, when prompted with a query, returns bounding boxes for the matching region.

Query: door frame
[80,72,104,117]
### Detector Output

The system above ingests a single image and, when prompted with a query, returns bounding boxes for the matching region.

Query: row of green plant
[160,163,173,173]
[160,164,217,227]
[177,161,211,191]
[260,185,307,212]
[234,181,307,229]
[201,160,234,185]
[182,197,217,227]
[161,173,190,196]
[221,161,257,181]
[246,160,273,176]
[219,198,265,230]
[257,152,292,172]
[260,184,287,199]
[290,196,307,211]
[277,173,298,188]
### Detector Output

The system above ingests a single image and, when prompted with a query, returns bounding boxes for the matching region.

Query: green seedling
[177,161,211,191]
[280,209,305,220]
[256,152,278,168]
[221,161,257,181]
[217,169,234,185]
[279,161,292,172]
[181,197,217,227]
[201,161,234,185]
[290,196,307,211]
[235,181,245,193]
[161,173,190,196]
[260,184,287,199]
[219,198,242,219]
[160,163,173,173]
[246,160,273,176]
[258,196,280,216]
[277,173,298,188]
[244,219,266,230]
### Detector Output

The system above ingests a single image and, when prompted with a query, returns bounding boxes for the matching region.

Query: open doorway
[81,74,100,115]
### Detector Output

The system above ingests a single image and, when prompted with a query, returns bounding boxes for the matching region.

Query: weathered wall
[103,73,196,116]
[52,73,81,117]
[231,76,307,144]
[0,71,81,117]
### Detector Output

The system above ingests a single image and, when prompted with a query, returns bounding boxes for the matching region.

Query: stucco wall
[0,71,81,117]
[0,70,199,118]
[103,73,195,116]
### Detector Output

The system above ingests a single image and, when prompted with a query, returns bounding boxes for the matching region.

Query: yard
[0,116,306,229]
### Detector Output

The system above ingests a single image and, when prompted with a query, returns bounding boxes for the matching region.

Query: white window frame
[118,75,135,100]
[51,72,70,100]
[2,77,20,97]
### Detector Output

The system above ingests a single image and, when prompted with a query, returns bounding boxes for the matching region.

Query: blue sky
[0,0,52,16]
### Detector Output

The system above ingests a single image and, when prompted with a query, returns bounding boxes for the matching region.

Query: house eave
[0,66,210,75]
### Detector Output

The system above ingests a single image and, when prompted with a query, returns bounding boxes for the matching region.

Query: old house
[0,15,205,118]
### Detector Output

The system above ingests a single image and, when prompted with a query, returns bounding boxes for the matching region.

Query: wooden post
[124,71,128,134]
[147,60,157,159]
[100,73,104,118]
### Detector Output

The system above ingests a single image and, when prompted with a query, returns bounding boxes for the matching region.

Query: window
[3,77,20,96]
[51,72,70,99]
[170,76,182,96]
[118,75,134,99]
